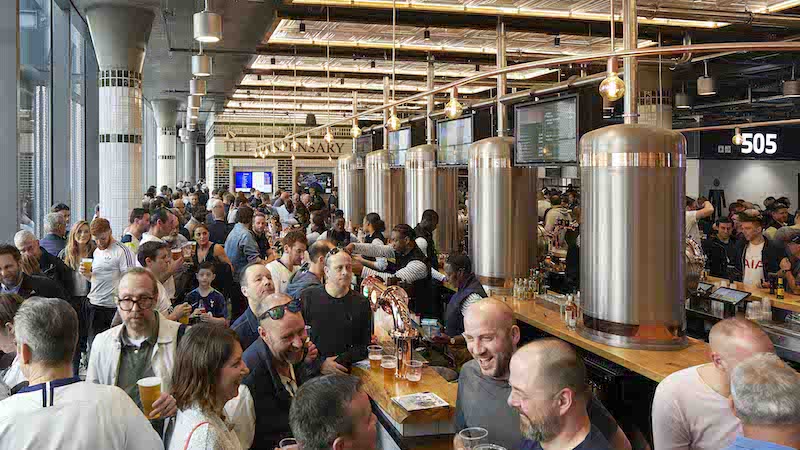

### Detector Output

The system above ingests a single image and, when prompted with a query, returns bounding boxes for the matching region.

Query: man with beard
[231,263,276,351]
[509,339,612,450]
[242,292,320,449]
[300,248,371,375]
[454,299,629,450]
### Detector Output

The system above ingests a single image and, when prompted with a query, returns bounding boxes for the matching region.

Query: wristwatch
[450,337,456,345]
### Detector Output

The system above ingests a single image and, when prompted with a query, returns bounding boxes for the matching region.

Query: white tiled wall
[156,127,177,188]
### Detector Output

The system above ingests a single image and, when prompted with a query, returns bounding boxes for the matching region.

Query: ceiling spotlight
[370,61,376,69]
[306,134,313,146]
[599,57,625,102]
[324,128,334,143]
[190,78,207,97]
[697,60,717,96]
[554,34,561,46]
[675,92,692,109]
[444,87,464,120]
[732,128,744,146]
[299,22,306,32]
[386,106,401,131]
[193,0,222,43]
[475,64,480,72]
[192,53,212,77]
[270,57,276,65]
[351,119,362,138]
[424,28,431,41]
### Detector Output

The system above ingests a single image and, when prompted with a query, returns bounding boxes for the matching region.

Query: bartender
[414,209,440,271]
[701,217,738,278]
[347,224,438,319]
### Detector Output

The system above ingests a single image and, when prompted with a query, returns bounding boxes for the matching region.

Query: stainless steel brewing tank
[405,145,437,228]
[579,124,688,350]
[337,154,366,229]
[468,137,538,294]
[365,150,406,231]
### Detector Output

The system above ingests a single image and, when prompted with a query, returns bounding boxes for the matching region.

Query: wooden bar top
[493,295,710,382]
[706,275,800,313]
[352,364,457,425]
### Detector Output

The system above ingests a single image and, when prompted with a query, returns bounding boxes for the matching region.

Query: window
[70,17,86,223]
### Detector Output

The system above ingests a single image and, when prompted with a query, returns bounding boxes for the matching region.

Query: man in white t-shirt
[266,230,308,294]
[652,317,775,450]
[734,215,781,287]
[0,297,164,450]
[685,197,715,244]
[80,218,137,349]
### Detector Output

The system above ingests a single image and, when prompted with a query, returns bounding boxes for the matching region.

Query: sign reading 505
[740,132,778,154]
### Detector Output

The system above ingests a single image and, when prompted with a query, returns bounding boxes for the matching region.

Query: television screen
[388,128,412,166]
[515,96,578,164]
[437,116,473,165]
[234,171,273,193]
[297,171,334,194]
[355,135,372,158]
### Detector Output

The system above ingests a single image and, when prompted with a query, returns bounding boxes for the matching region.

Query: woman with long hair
[193,224,233,272]
[0,294,25,400]
[59,220,95,374]
[169,323,250,450]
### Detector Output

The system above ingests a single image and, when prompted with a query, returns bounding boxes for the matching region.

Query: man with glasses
[87,268,180,426]
[242,292,320,449]
[300,248,371,376]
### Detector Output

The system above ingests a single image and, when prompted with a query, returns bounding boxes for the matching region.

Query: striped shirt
[353,243,428,283]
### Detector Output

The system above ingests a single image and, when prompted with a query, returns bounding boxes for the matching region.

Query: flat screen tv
[234,171,273,193]
[514,95,578,164]
[297,171,334,194]
[437,116,473,165]
[388,128,412,167]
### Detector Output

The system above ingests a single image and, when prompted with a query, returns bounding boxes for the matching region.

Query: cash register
[687,282,751,320]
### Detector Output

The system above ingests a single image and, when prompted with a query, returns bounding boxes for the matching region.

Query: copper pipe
[262,41,800,149]
[677,118,800,133]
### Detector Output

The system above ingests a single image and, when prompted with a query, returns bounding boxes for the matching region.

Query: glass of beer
[182,243,192,259]
[381,355,397,385]
[137,377,162,419]
[368,345,383,370]
[406,360,423,382]
[171,248,182,261]
[81,258,92,273]
[458,427,489,449]
[279,438,298,449]
[190,241,197,253]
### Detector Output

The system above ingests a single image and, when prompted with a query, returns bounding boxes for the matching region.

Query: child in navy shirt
[185,261,228,326]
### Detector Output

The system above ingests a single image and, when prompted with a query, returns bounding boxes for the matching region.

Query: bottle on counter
[777,277,785,300]
[564,294,577,330]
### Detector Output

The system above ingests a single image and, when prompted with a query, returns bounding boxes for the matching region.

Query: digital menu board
[437,116,473,166]
[234,171,273,193]
[388,128,412,167]
[515,96,578,164]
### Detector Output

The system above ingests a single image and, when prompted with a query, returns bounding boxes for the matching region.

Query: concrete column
[184,130,197,184]
[152,99,178,188]
[638,65,673,129]
[86,5,154,236]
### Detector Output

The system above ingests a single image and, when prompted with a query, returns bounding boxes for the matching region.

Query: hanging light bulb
[291,154,296,160]
[291,137,298,151]
[280,141,286,152]
[306,134,312,146]
[351,120,362,139]
[324,128,334,144]
[328,155,333,161]
[732,128,744,146]
[599,57,625,102]
[386,106,401,131]
[444,87,464,120]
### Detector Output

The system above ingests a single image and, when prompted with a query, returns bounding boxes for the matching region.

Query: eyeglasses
[258,298,302,321]
[116,295,156,312]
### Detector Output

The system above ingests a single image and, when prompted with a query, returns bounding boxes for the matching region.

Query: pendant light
[194,0,222,43]
[675,83,692,109]
[444,87,464,120]
[280,141,287,152]
[351,119,362,138]
[697,60,717,96]
[292,137,299,150]
[598,2,624,102]
[732,128,744,146]
[306,134,312,147]
[190,78,206,97]
[192,43,212,77]
[324,128,334,144]
[385,0,400,131]
[291,154,296,160]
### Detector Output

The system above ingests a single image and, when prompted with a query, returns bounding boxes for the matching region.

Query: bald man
[509,339,612,450]
[242,292,320,449]
[231,263,276,352]
[454,299,630,450]
[652,318,776,450]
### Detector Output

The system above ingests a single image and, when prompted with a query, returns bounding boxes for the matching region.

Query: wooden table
[494,295,710,382]
[706,275,800,313]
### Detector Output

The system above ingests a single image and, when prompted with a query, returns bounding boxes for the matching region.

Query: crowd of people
[0,181,798,450]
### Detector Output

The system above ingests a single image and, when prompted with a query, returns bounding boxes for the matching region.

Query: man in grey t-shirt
[454,298,631,450]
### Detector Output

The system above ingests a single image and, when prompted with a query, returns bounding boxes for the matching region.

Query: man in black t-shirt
[300,249,371,376]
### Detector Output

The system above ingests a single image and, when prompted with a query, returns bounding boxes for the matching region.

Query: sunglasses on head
[259,298,302,321]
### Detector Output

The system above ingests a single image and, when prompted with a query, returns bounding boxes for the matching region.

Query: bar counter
[494,295,710,382]
[706,275,800,313]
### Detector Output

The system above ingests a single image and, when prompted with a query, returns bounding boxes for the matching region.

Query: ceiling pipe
[638,6,800,29]
[623,0,638,124]
[677,117,800,133]
[264,41,800,149]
